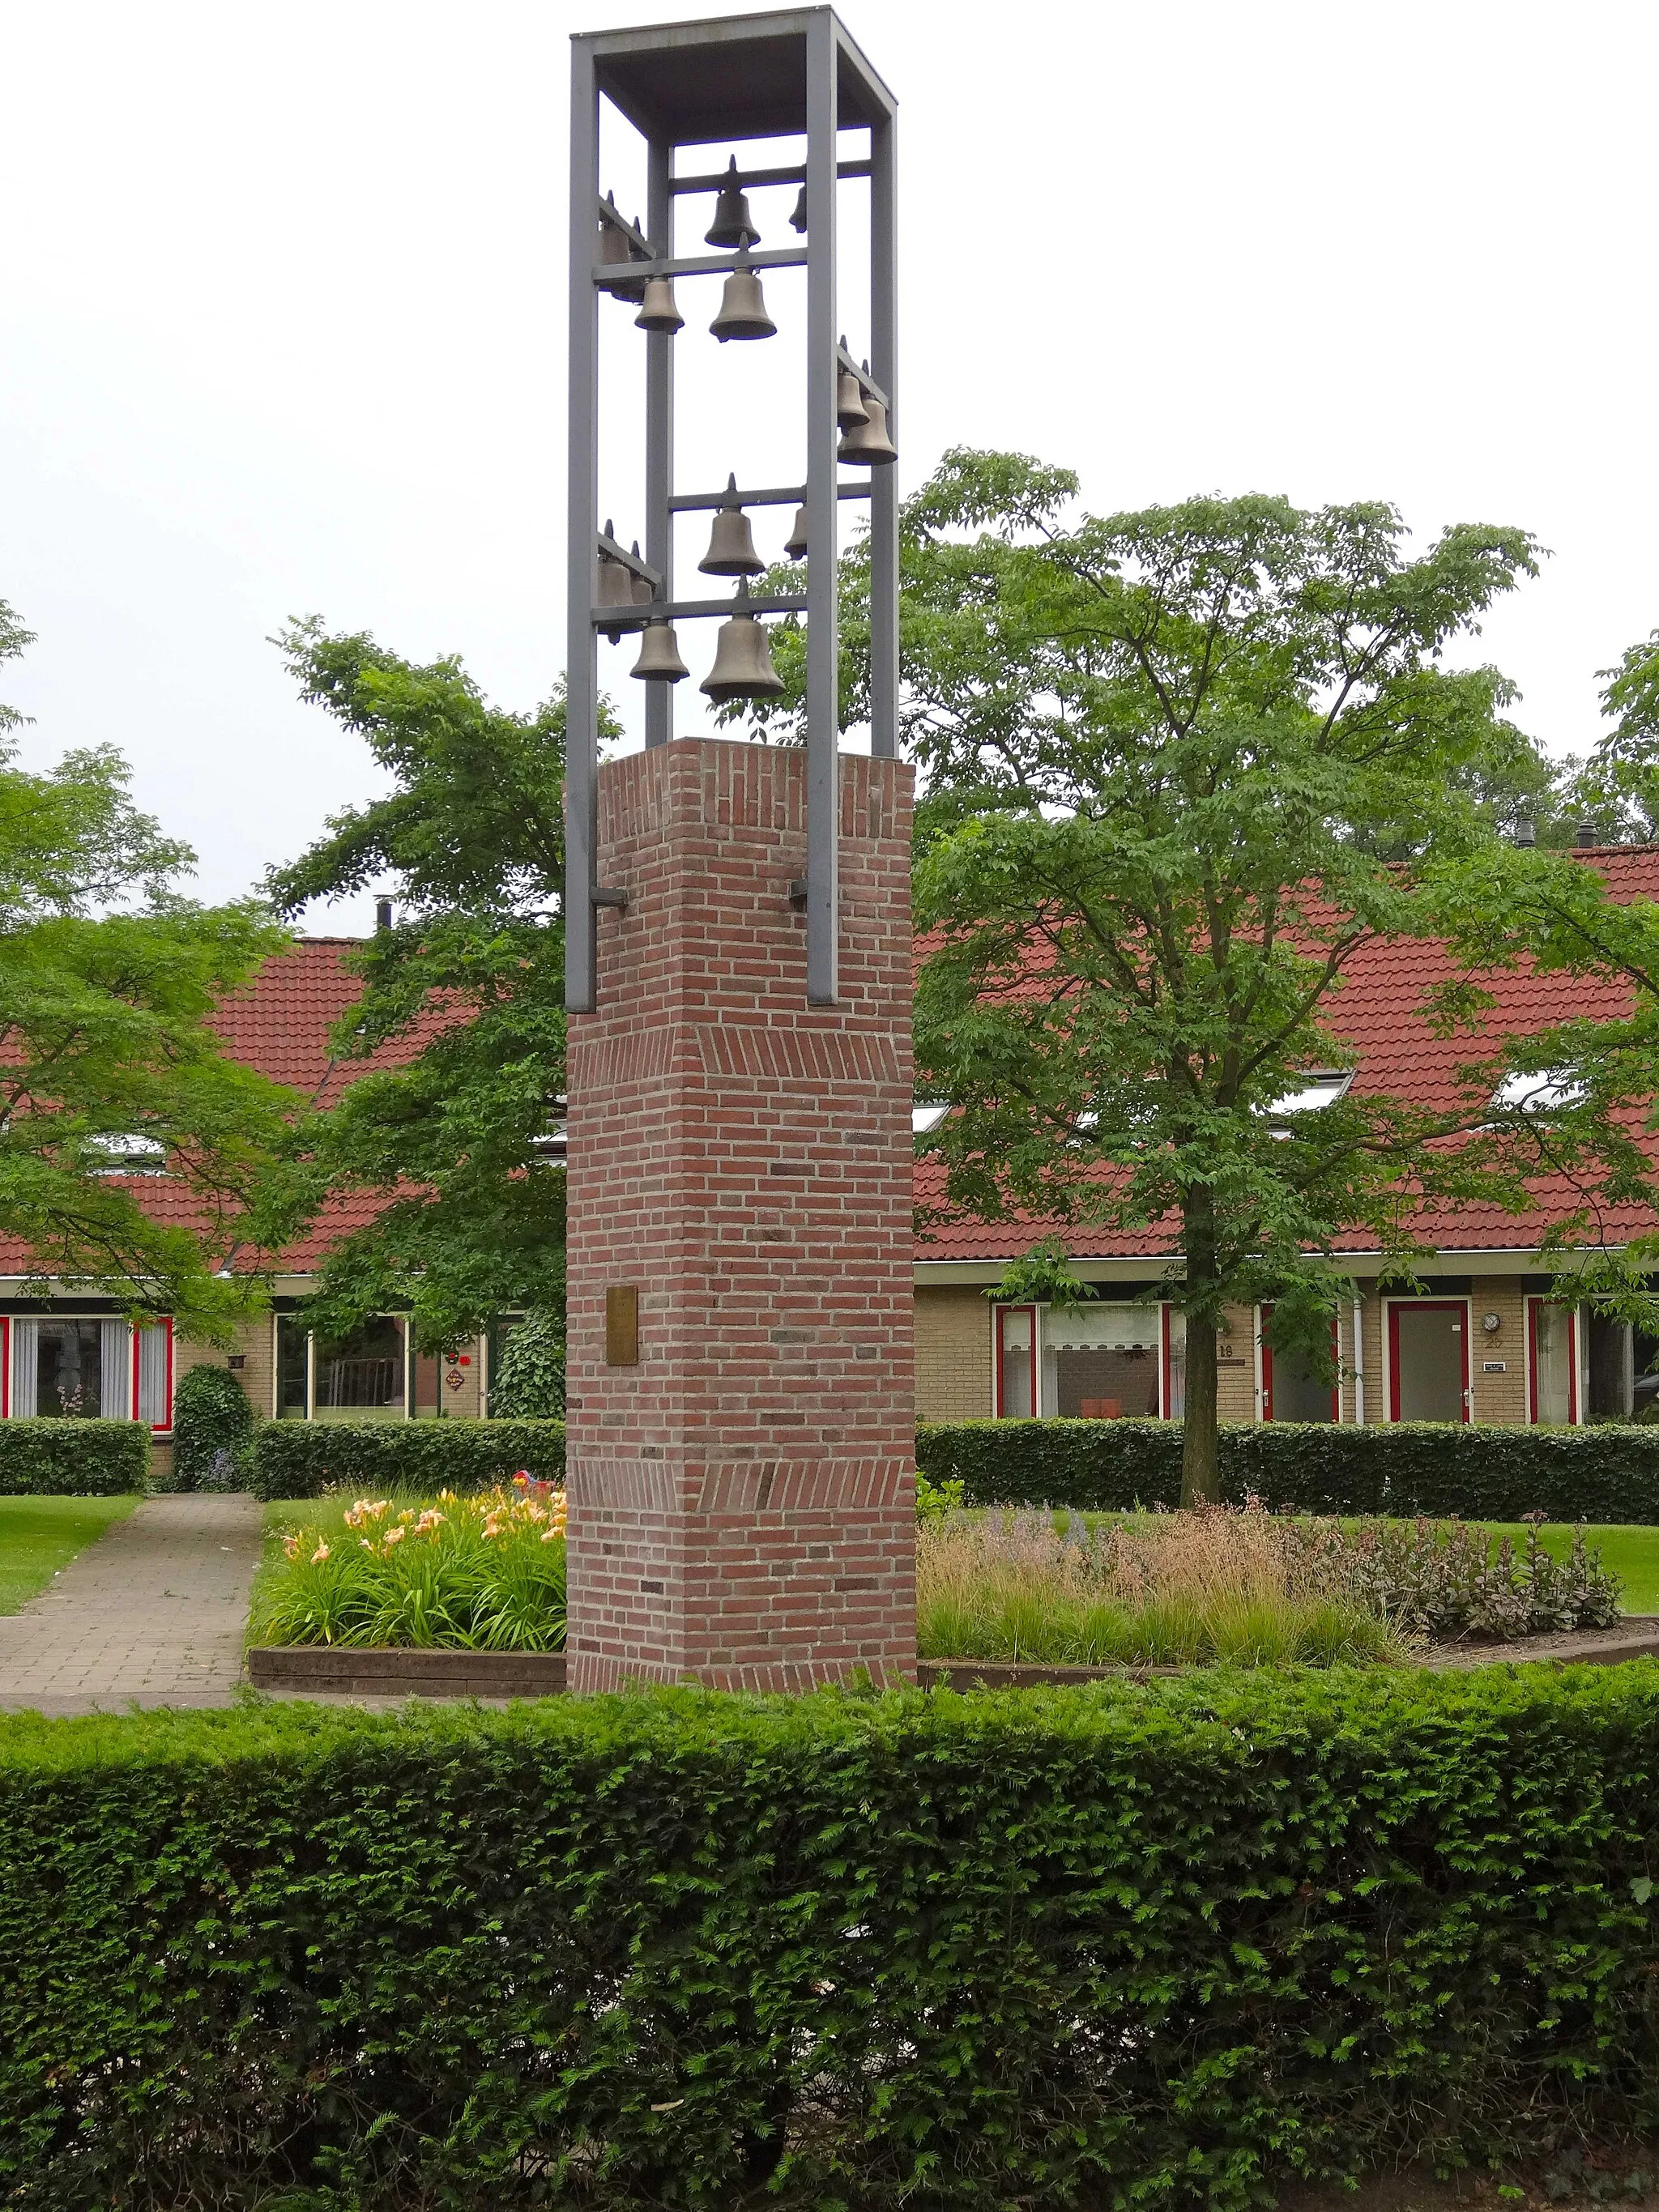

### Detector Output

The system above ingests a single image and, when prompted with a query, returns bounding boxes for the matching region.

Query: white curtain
[100,1319,131,1419]
[137,1326,169,1426]
[11,1320,36,1417]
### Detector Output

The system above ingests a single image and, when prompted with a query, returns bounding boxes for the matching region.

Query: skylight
[1491,1070,1585,1115]
[88,1133,168,1177]
[913,1104,949,1134]
[1265,1071,1354,1117]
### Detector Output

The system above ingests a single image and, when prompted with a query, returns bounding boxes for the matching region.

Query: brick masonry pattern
[565,740,917,1692]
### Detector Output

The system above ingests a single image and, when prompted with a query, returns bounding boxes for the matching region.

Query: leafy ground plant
[252,1479,566,1650]
[917,1502,1625,1665]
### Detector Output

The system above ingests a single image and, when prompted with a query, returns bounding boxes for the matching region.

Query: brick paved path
[0,1494,262,1716]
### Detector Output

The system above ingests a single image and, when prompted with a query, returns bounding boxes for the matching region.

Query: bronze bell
[634,276,682,334]
[631,620,689,683]
[596,193,647,301]
[705,156,760,249]
[789,183,808,232]
[838,366,898,465]
[783,504,809,560]
[701,585,785,703]
[836,349,869,430]
[699,477,765,576]
[629,542,653,607]
[710,258,776,341]
[595,544,635,642]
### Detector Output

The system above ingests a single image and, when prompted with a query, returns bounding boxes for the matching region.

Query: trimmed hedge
[6,1672,1659,2207]
[0,1420,147,1496]
[918,1415,1659,1521]
[168,1365,255,1492]
[249,1417,567,1498]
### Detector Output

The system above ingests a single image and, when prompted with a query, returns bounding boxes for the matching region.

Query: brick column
[564,737,916,1692]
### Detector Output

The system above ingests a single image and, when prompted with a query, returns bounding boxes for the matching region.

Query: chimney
[1512,818,1536,847]
[375,897,393,932]
[1575,825,1597,850]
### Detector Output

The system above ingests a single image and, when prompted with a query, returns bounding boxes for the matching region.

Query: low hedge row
[0,1420,148,1497]
[6,1671,1659,2207]
[918,1415,1659,1521]
[249,1417,567,1498]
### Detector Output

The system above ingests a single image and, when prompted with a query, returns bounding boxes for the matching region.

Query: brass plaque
[605,1285,640,1367]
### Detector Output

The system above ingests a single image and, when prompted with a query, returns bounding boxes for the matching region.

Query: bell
[629,542,654,607]
[789,182,808,232]
[838,369,898,465]
[630,620,689,683]
[595,547,635,641]
[596,192,646,301]
[701,586,786,703]
[699,477,765,576]
[783,504,809,560]
[710,258,776,342]
[634,276,683,334]
[836,349,869,430]
[705,156,760,249]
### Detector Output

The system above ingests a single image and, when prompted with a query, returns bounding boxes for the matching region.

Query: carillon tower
[561,10,915,1691]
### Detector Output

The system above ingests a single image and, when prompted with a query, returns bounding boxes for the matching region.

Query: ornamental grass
[253,1480,566,1651]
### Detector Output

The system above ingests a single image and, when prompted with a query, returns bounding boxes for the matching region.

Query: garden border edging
[247,1646,566,1698]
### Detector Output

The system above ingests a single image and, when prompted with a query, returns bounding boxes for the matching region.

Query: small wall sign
[606,1285,641,1367]
[1482,1359,1508,1372]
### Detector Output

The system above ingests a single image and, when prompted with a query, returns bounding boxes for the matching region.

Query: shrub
[6,1673,1659,2207]
[254,1485,567,1650]
[168,1365,255,1492]
[917,1415,1659,1521]
[249,1417,565,1498]
[488,1307,565,1417]
[1315,1515,1623,1640]
[0,1420,147,1496]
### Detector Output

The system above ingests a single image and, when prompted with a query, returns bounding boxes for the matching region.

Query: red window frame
[1260,1305,1340,1422]
[0,1315,7,1418]
[994,1303,1038,1419]
[1386,1299,1470,1424]
[1526,1298,1577,1426]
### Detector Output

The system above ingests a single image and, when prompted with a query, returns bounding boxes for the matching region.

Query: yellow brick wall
[1215,1303,1259,1422]
[916,1287,993,1421]
[1468,1277,1529,1427]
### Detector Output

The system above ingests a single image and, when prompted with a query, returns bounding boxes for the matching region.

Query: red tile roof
[915,846,1659,1267]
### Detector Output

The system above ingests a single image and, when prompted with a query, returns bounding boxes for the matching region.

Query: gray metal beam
[593,594,807,622]
[669,157,872,193]
[645,136,674,750]
[565,40,599,1015]
[595,246,807,287]
[868,100,898,760]
[804,8,838,1006]
[670,481,870,510]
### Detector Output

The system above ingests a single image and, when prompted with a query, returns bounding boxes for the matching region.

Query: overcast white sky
[2,0,1654,932]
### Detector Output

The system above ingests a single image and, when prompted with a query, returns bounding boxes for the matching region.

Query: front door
[1388,1301,1469,1423]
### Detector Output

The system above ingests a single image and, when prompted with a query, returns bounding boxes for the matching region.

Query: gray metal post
[804,10,839,1005]
[644,135,674,752]
[565,43,600,1015]
[868,106,898,761]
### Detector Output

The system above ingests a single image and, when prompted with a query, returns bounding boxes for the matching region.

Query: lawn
[0,1494,140,1614]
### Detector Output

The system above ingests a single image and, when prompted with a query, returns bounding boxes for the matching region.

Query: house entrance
[1388,1301,1469,1423]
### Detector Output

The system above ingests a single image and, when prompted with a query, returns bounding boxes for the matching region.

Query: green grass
[0,1495,140,1615]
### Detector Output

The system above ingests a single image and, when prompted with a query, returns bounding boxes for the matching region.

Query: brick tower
[563,738,916,1692]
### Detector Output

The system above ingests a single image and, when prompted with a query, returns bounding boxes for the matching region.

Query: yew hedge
[6,1670,1659,2209]
[917,1416,1659,1521]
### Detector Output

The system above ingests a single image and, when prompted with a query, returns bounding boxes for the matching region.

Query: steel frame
[565,7,898,1012]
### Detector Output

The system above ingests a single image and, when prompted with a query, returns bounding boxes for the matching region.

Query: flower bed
[252,1480,566,1652]
[917,1503,1623,1667]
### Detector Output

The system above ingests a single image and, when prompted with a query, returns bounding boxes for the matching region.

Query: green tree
[266,620,587,1353]
[757,455,1598,1502]
[488,1307,566,1418]
[0,601,295,1338]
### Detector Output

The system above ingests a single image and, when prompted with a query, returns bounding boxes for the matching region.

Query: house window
[274,1315,409,1420]
[1260,1306,1340,1422]
[5,1315,173,1428]
[1581,1315,1659,1421]
[1528,1299,1577,1426]
[1040,1302,1162,1419]
[1162,1306,1186,1420]
[1387,1300,1469,1423]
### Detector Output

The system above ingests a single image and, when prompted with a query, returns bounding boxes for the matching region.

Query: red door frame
[1526,1298,1578,1426]
[994,1304,1038,1418]
[1260,1305,1340,1421]
[127,1317,177,1431]
[1386,1299,1470,1423]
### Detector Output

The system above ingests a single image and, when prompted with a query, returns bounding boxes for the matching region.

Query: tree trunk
[1179,1200,1222,1507]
